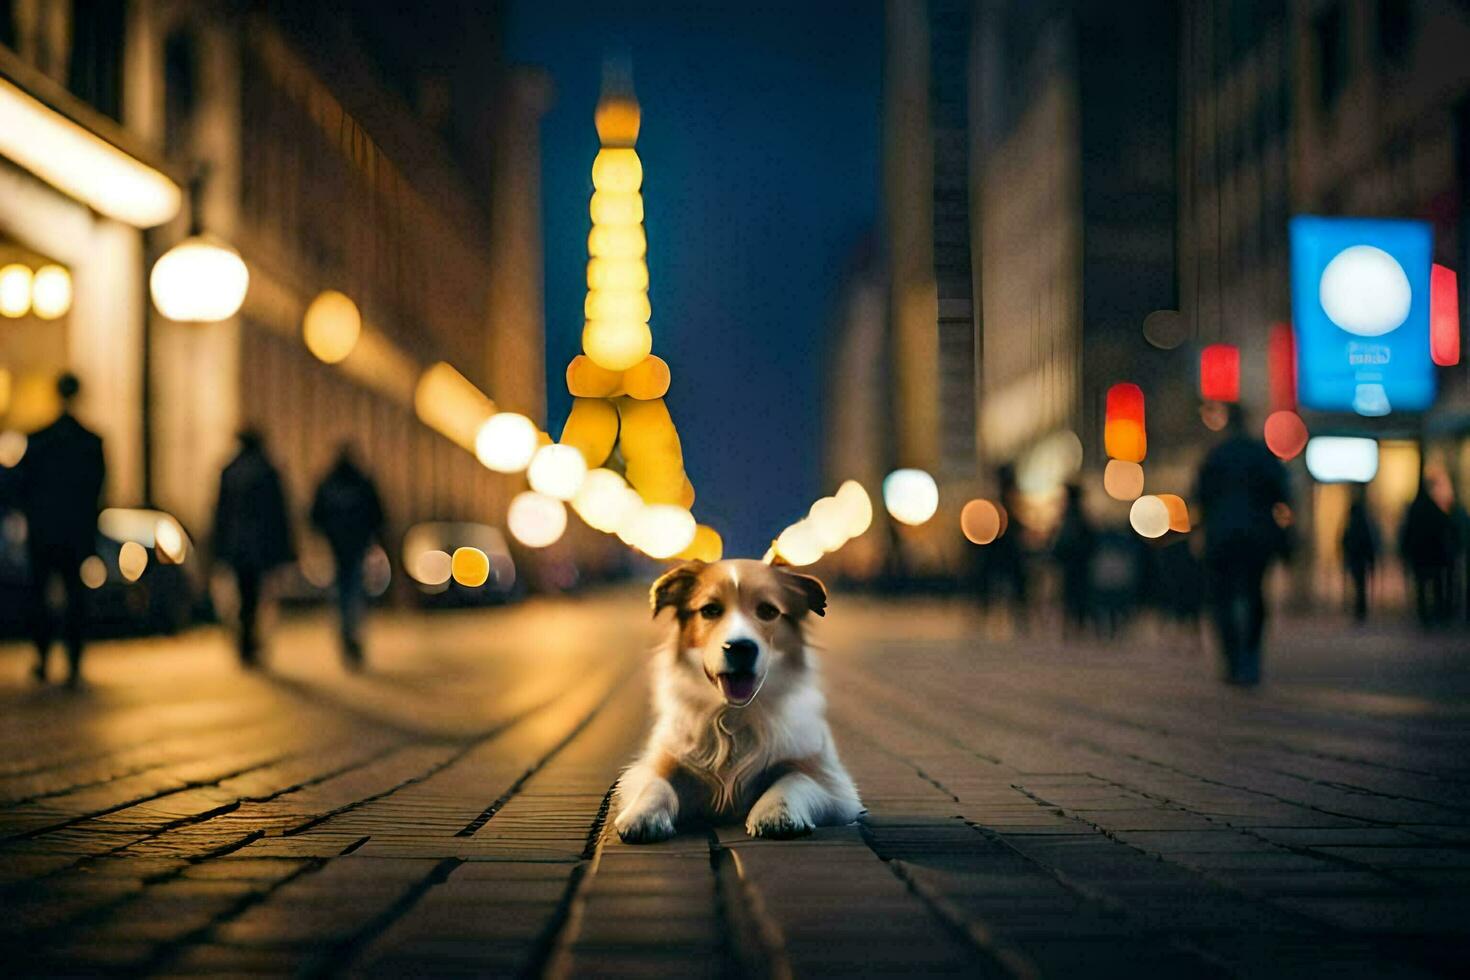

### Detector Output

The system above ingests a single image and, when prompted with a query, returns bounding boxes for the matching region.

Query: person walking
[213,430,293,666]
[1194,404,1291,686]
[1052,483,1095,635]
[1341,486,1378,624]
[15,373,105,687]
[1399,479,1457,628]
[310,445,385,667]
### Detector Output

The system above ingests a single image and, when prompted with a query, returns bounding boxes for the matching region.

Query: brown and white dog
[613,559,862,842]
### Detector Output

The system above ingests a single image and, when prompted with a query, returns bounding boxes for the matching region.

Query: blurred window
[66,0,124,120]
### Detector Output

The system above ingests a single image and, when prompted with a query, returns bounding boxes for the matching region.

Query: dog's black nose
[722,638,759,672]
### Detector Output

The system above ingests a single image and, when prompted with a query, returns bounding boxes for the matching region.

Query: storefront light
[149,234,248,322]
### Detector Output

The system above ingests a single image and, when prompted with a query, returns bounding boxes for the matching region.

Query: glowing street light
[527,443,588,500]
[150,234,248,323]
[883,469,938,526]
[507,491,568,548]
[475,412,539,473]
[30,264,72,320]
[303,289,362,364]
[0,264,33,317]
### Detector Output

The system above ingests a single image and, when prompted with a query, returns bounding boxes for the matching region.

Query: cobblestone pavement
[1,592,1467,977]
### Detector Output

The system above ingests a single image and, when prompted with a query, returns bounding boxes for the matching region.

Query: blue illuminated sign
[1289,216,1435,415]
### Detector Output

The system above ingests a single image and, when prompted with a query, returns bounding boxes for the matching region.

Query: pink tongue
[719,673,759,704]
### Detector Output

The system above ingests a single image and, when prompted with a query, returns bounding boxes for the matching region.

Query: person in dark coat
[1340,485,1378,624]
[1052,483,1095,635]
[1399,479,1457,628]
[213,430,293,665]
[310,445,385,666]
[1194,404,1290,686]
[986,464,1031,629]
[15,373,105,687]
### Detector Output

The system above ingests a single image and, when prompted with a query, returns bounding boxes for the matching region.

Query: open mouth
[716,671,761,706]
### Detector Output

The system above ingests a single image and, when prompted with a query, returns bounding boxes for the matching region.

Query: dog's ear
[778,569,827,617]
[650,561,704,617]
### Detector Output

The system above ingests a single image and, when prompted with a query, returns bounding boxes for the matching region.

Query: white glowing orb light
[31,265,72,319]
[150,235,249,323]
[883,468,939,526]
[1017,430,1084,494]
[528,444,588,500]
[1319,245,1412,336]
[628,504,696,559]
[475,413,539,473]
[807,497,850,552]
[1129,495,1171,539]
[118,540,149,581]
[0,264,33,317]
[572,468,639,533]
[154,516,187,564]
[835,479,873,537]
[1304,436,1379,484]
[776,520,825,566]
[508,491,568,549]
[412,549,452,586]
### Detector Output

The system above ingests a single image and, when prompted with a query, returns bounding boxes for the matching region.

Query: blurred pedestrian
[1399,478,1457,628]
[1089,527,1143,639]
[1194,404,1290,686]
[987,465,1031,629]
[15,373,104,687]
[213,430,293,666]
[1341,485,1378,624]
[1052,483,1094,635]
[310,445,385,667]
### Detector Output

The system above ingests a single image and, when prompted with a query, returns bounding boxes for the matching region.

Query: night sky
[505,0,883,558]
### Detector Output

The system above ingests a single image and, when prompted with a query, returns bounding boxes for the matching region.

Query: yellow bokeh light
[303,289,362,364]
[79,555,106,589]
[807,496,850,552]
[118,540,148,582]
[414,362,496,451]
[775,521,825,566]
[572,468,639,533]
[623,355,670,401]
[565,354,625,398]
[583,319,652,372]
[677,524,723,563]
[507,491,568,549]
[559,397,620,468]
[475,412,539,473]
[30,265,72,320]
[629,504,696,559]
[626,453,686,503]
[882,469,938,526]
[590,190,644,226]
[150,235,249,323]
[1129,495,1170,539]
[0,430,26,468]
[527,444,588,501]
[595,95,641,146]
[1103,459,1145,501]
[960,499,1003,545]
[154,516,188,564]
[451,546,490,587]
[587,257,649,293]
[1156,493,1190,533]
[585,289,651,323]
[835,480,873,537]
[616,397,680,458]
[591,147,643,193]
[588,223,647,259]
[0,264,33,317]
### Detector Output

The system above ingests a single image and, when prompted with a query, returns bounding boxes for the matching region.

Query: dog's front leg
[746,771,832,839]
[613,759,680,844]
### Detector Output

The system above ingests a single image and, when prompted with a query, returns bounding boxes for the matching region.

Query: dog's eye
[698,603,723,620]
[756,602,780,621]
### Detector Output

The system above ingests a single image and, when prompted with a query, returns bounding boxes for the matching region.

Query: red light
[1104,383,1146,462]
[1267,323,1296,411]
[1431,264,1460,367]
[1200,344,1240,403]
[1264,410,1308,460]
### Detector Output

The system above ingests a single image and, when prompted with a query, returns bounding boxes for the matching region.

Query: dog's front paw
[746,796,815,839]
[614,805,676,844]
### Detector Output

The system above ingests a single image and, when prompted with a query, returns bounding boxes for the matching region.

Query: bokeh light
[79,555,106,589]
[1129,495,1170,538]
[572,468,639,533]
[414,362,496,451]
[1142,309,1187,349]
[565,353,624,397]
[118,540,149,581]
[1200,401,1228,431]
[1264,410,1308,460]
[451,546,490,587]
[591,147,643,193]
[508,491,568,549]
[303,289,362,364]
[835,480,873,537]
[628,504,696,559]
[623,355,671,400]
[30,264,72,319]
[960,499,1003,545]
[475,412,539,473]
[1199,344,1240,403]
[1016,430,1083,494]
[1318,244,1411,336]
[1103,459,1144,501]
[1104,383,1146,462]
[0,263,33,317]
[1305,436,1379,483]
[0,430,27,468]
[1431,263,1461,367]
[587,224,647,259]
[807,496,850,551]
[677,524,724,563]
[527,444,588,500]
[583,319,652,371]
[586,256,649,293]
[589,190,644,226]
[1155,493,1190,533]
[149,235,249,323]
[594,95,641,145]
[775,520,824,566]
[411,549,452,586]
[154,516,188,564]
[883,469,938,526]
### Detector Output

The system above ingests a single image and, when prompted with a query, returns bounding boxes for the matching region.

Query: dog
[613,558,863,842]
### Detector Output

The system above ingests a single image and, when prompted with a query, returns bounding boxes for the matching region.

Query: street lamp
[149,174,248,323]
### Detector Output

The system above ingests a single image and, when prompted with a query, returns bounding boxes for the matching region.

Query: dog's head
[650,558,826,708]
